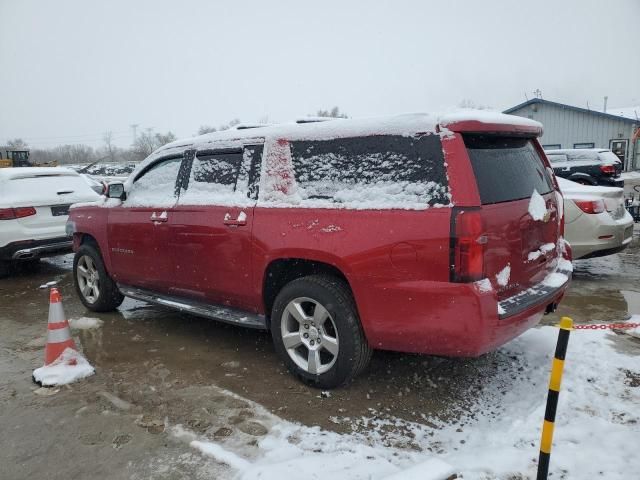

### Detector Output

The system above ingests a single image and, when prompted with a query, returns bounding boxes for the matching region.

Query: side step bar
[118,284,267,330]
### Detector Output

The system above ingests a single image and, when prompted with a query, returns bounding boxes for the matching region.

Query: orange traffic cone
[44,287,77,365]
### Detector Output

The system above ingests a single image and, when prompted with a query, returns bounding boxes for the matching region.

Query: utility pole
[130,124,139,145]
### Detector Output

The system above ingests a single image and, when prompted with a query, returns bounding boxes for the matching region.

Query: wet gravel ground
[1,230,638,479]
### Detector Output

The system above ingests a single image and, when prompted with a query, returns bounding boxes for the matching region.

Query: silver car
[558,177,634,259]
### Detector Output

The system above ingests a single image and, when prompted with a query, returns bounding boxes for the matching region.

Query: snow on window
[259,134,450,210]
[126,157,182,207]
[179,151,253,207]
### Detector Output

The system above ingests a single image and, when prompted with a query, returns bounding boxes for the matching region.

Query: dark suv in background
[545,148,624,187]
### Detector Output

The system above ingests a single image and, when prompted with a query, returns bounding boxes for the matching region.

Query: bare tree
[315,107,348,118]
[458,99,491,110]
[7,138,28,149]
[103,131,117,162]
[218,118,241,131]
[197,125,217,135]
[133,129,177,160]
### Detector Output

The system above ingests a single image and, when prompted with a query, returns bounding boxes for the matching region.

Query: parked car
[79,162,139,184]
[0,167,100,276]
[68,113,571,388]
[545,148,623,187]
[557,177,634,259]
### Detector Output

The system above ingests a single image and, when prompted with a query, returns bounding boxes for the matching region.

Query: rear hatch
[463,135,560,299]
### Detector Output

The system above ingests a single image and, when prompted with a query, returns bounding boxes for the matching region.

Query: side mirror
[107,183,126,200]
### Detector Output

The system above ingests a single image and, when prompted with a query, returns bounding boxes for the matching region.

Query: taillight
[575,199,605,214]
[0,207,37,220]
[599,164,616,175]
[451,209,485,282]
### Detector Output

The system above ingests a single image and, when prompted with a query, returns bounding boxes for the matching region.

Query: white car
[0,167,99,276]
[558,177,634,259]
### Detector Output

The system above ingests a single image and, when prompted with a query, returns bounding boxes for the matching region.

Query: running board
[118,285,267,330]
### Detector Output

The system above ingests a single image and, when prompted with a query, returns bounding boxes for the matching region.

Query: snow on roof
[602,105,640,121]
[0,167,77,181]
[162,111,540,153]
[125,111,542,186]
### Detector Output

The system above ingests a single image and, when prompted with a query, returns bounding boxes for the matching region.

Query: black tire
[270,275,372,389]
[0,260,11,279]
[73,243,124,312]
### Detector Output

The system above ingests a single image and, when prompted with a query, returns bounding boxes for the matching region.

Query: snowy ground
[164,325,640,480]
[0,239,639,479]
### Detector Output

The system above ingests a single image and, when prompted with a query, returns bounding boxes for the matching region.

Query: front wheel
[73,243,124,312]
[271,275,372,389]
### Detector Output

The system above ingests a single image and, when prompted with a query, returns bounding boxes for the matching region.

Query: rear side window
[288,134,450,209]
[179,149,254,206]
[464,136,554,205]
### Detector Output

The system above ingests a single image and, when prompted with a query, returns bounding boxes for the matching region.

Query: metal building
[504,99,639,171]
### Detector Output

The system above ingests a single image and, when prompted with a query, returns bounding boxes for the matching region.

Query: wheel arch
[262,256,356,324]
[567,172,597,185]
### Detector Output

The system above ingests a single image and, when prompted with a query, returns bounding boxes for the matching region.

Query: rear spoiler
[437,119,543,137]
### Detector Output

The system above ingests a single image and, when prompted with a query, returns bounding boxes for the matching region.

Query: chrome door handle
[150,211,168,223]
[223,211,247,226]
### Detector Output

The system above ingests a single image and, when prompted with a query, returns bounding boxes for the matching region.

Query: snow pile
[528,242,556,261]
[69,317,103,330]
[32,348,95,386]
[178,325,638,479]
[528,189,547,221]
[495,264,511,287]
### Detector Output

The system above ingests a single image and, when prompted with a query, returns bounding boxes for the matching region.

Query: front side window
[285,134,450,209]
[126,157,182,207]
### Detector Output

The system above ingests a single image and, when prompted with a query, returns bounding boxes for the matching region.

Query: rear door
[169,144,262,311]
[464,135,560,298]
[107,155,184,292]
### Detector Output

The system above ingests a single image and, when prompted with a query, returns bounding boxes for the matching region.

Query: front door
[169,144,263,311]
[107,155,184,293]
[609,139,628,169]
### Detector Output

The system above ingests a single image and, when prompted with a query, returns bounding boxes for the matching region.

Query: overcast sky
[1,0,638,148]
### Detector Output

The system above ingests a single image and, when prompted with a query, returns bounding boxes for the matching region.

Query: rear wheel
[270,275,372,388]
[73,243,124,312]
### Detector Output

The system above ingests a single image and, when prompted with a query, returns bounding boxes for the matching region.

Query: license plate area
[51,204,71,216]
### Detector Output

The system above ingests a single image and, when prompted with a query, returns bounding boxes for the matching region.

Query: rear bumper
[355,270,570,357]
[0,236,72,261]
[569,211,634,259]
[601,178,624,188]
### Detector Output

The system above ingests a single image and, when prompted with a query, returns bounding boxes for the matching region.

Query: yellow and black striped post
[537,316,573,480]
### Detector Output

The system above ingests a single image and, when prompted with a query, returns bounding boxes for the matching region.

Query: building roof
[504,98,639,124]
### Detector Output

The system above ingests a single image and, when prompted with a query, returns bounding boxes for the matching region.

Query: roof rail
[235,123,271,130]
[295,117,336,124]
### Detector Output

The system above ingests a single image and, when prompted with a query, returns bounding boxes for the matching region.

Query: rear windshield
[464,135,554,205]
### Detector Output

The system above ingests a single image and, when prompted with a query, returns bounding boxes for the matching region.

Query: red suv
[68,113,571,388]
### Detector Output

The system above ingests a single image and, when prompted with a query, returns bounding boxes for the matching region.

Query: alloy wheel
[280,297,340,375]
[76,254,100,304]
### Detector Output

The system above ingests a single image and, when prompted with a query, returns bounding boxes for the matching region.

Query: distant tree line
[3,107,348,166]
